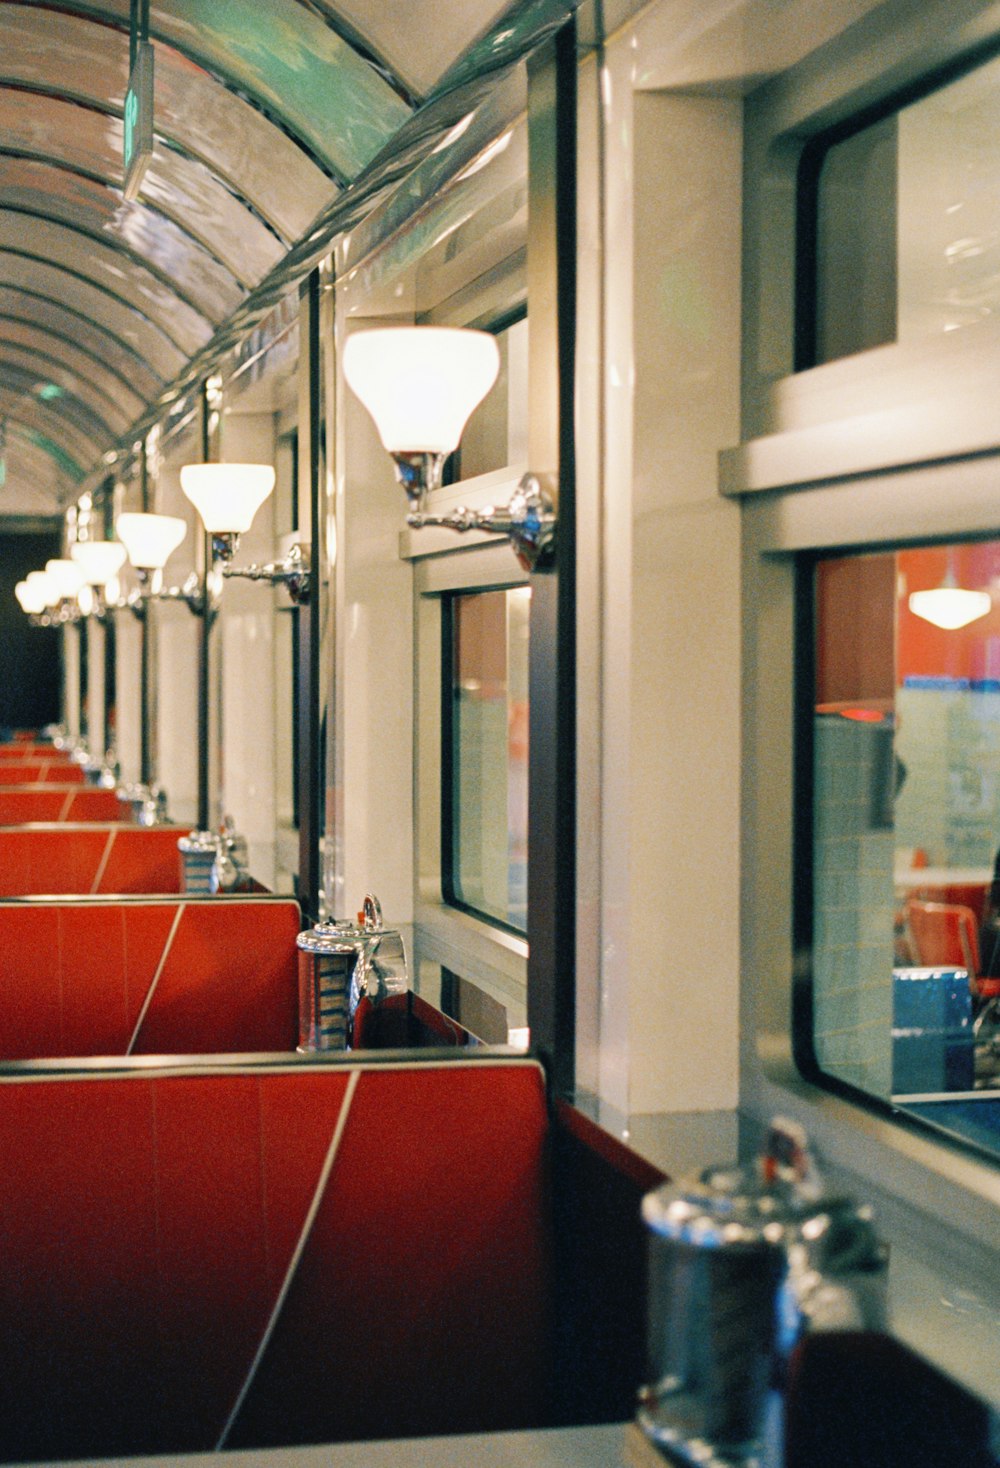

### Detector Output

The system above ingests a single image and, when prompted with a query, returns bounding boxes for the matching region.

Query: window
[804,538,1000,1161]
[804,49,1000,368]
[443,586,530,934]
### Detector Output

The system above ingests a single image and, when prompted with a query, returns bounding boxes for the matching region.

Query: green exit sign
[123,42,154,201]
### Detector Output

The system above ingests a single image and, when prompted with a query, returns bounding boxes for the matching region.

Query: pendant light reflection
[908,557,992,631]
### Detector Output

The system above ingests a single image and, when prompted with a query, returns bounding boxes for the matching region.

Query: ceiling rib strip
[0,208,239,326]
[0,340,134,433]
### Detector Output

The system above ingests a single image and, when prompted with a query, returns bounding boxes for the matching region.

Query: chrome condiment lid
[297,893,396,952]
[177,828,220,855]
[642,1118,885,1269]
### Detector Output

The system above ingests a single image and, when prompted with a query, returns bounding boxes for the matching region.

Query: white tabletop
[893,865,991,888]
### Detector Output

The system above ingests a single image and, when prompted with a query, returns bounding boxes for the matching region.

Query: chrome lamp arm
[221,541,311,604]
[406,473,557,572]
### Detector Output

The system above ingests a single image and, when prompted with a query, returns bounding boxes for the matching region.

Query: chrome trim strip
[214,1066,359,1450]
[125,901,184,1056]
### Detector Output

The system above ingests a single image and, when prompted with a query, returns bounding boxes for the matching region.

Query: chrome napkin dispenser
[638,1119,888,1468]
[296,893,408,1052]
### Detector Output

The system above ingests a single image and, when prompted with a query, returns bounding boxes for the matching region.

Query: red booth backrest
[0,1056,552,1462]
[0,760,83,783]
[0,897,301,1058]
[0,786,125,824]
[0,823,184,895]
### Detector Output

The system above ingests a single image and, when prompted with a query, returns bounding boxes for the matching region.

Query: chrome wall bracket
[222,541,311,604]
[406,472,557,572]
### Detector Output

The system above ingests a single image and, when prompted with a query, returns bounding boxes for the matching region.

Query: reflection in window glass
[810,541,1000,1160]
[811,52,1000,366]
[455,315,529,480]
[447,587,530,932]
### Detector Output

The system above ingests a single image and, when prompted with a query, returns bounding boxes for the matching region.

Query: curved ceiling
[0,0,561,521]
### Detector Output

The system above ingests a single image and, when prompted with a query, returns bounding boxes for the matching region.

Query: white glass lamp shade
[908,586,992,630]
[45,558,86,598]
[117,512,187,569]
[343,327,500,454]
[15,579,47,614]
[25,570,59,608]
[179,463,275,534]
[71,539,127,585]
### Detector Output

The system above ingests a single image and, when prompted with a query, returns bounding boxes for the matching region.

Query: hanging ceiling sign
[123,40,154,201]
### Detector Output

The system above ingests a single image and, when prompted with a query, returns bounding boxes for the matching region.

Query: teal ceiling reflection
[1,362,114,452]
[9,0,412,181]
[24,428,84,486]
[0,383,100,472]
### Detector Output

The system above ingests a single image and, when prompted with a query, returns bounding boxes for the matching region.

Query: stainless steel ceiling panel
[0,317,145,420]
[0,159,248,315]
[0,431,74,513]
[0,89,284,285]
[1,361,115,450]
[9,0,412,179]
[312,0,513,98]
[0,254,186,380]
[0,338,135,434]
[0,215,216,351]
[0,387,102,473]
[0,287,164,400]
[0,6,337,239]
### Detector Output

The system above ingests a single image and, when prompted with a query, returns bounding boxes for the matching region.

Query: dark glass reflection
[810,540,1000,1161]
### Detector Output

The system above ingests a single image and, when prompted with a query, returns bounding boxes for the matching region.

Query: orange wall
[897,544,1000,683]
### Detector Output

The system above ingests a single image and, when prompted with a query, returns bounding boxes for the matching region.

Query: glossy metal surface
[297,894,409,1051]
[408,472,558,571]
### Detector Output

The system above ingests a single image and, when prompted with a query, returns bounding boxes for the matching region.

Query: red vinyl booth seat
[0,896,301,1058]
[0,823,184,895]
[0,1056,555,1462]
[0,785,125,823]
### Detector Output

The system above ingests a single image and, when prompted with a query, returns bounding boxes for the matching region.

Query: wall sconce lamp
[116,512,187,601]
[342,326,557,571]
[177,462,311,605]
[15,573,55,623]
[70,539,128,618]
[16,563,92,625]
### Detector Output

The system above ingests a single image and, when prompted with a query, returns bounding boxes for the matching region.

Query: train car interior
[0,0,998,1464]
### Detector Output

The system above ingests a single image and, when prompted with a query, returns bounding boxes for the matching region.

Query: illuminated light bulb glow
[908,586,992,630]
[117,512,187,569]
[179,463,275,534]
[71,540,127,585]
[45,558,86,598]
[26,570,60,608]
[15,579,47,614]
[342,327,500,455]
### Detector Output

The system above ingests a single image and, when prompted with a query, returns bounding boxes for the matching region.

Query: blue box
[892,967,974,1094]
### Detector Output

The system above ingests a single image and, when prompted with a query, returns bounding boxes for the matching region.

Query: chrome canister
[639,1126,887,1467]
[177,829,219,894]
[296,894,407,1052]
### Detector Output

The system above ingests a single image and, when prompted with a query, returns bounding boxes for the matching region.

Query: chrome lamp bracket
[153,570,207,618]
[406,472,557,573]
[221,541,311,604]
